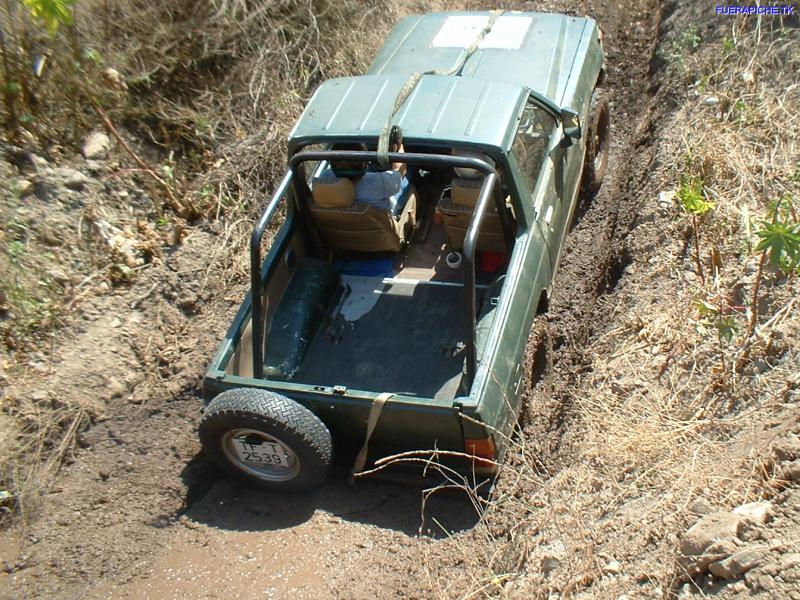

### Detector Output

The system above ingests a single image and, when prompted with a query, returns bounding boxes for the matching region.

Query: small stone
[29,153,50,173]
[741,71,754,83]
[98,470,110,481]
[38,225,62,247]
[82,131,111,160]
[781,553,800,569]
[106,377,127,399]
[52,167,90,190]
[16,179,33,197]
[733,502,772,524]
[46,268,71,285]
[658,190,676,210]
[84,160,106,175]
[703,95,720,106]
[773,437,800,462]
[781,460,800,482]
[684,270,697,282]
[687,538,741,575]
[102,68,127,91]
[731,581,747,592]
[709,547,767,579]
[31,390,48,401]
[29,361,48,374]
[681,512,743,558]
[603,559,622,575]
[690,498,713,515]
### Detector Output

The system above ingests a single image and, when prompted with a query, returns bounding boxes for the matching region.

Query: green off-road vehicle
[200,11,608,491]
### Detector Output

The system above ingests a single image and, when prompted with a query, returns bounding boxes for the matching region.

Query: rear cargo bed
[293,276,476,400]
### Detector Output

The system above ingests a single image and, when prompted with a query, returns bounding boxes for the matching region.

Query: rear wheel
[199,388,332,491]
[587,87,610,194]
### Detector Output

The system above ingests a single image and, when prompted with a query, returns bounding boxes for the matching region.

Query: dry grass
[448,11,800,599]
[393,10,800,600]
[0,0,438,521]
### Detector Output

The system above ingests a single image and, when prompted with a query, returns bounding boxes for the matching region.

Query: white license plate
[233,438,289,468]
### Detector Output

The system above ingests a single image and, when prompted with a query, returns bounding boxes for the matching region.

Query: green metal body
[203,11,605,471]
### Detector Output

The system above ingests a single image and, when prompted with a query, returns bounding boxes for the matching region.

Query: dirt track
[0,0,664,597]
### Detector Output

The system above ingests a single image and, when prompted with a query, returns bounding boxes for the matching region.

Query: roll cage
[250,150,513,392]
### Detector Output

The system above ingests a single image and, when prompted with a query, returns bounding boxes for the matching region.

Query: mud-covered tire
[587,87,610,194]
[199,389,332,492]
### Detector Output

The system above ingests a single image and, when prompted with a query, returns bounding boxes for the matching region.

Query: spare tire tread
[200,388,332,491]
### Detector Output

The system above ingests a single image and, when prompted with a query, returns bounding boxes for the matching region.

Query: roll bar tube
[250,151,508,387]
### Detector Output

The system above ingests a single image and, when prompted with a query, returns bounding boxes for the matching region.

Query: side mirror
[560,107,582,146]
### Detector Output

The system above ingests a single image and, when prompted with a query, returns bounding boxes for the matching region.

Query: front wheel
[199,389,332,491]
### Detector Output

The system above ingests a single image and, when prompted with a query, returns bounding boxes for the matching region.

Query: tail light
[465,437,498,472]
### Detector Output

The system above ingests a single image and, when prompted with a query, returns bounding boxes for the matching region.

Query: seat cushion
[438,195,506,254]
[312,177,356,208]
[309,186,417,253]
[452,177,483,207]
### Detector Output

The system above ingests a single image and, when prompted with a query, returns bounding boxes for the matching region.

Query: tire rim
[222,428,301,482]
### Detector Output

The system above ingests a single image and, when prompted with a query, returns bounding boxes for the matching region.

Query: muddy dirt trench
[1,0,664,598]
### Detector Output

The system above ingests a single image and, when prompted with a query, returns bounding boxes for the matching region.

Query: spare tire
[199,388,332,491]
[587,87,610,194]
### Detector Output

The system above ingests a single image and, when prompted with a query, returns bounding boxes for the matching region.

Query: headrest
[312,177,355,208]
[451,177,483,207]
[452,148,495,179]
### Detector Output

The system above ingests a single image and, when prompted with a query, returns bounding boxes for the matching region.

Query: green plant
[678,175,715,283]
[21,0,76,35]
[722,37,735,54]
[681,25,701,52]
[748,195,800,334]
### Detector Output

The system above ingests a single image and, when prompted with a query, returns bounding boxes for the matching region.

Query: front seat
[309,175,417,253]
[438,175,507,254]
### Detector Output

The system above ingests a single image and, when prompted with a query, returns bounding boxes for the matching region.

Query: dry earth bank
[1,0,798,599]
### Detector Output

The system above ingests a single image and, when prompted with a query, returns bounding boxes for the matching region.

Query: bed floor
[293,276,476,400]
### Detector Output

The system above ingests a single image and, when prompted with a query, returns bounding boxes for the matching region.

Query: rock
[38,225,62,247]
[52,167,91,190]
[709,547,767,579]
[29,153,50,173]
[658,190,676,211]
[16,178,33,197]
[773,436,800,462]
[741,71,754,83]
[690,498,713,515]
[102,68,127,92]
[681,512,743,571]
[782,553,800,569]
[31,390,48,401]
[745,571,776,593]
[733,502,772,524]
[82,131,111,160]
[731,580,747,592]
[84,160,107,175]
[703,95,720,106]
[603,559,622,575]
[106,377,127,399]
[685,538,741,576]
[781,460,800,482]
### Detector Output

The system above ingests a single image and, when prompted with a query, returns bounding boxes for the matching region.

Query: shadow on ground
[180,456,484,538]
